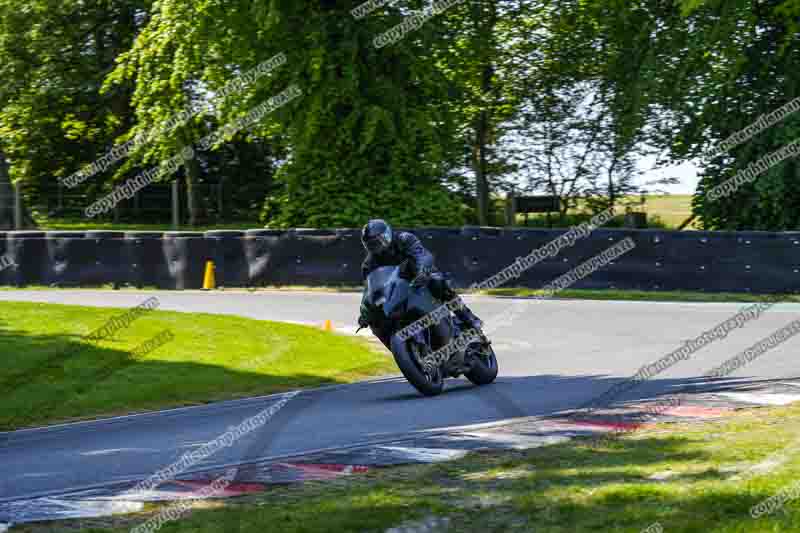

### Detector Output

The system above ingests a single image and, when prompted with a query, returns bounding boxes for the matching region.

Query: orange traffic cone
[323,319,333,332]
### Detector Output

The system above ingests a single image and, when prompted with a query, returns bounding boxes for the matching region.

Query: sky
[638,156,702,195]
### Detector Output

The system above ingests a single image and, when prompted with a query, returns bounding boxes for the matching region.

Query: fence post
[172,180,180,230]
[217,180,224,223]
[505,188,517,227]
[14,180,22,230]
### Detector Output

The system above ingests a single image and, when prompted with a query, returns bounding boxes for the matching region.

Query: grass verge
[20,402,800,532]
[482,287,800,303]
[0,301,394,431]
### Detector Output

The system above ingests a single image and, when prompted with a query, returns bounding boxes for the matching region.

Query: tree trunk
[471,0,497,227]
[178,127,202,227]
[0,155,34,229]
[184,155,202,227]
[0,152,13,229]
[607,154,619,210]
[475,110,490,226]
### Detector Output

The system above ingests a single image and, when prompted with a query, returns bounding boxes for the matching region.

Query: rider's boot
[454,306,489,344]
[429,274,489,348]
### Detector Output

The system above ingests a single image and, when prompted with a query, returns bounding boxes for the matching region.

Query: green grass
[0,301,394,430]
[483,287,800,303]
[23,401,800,532]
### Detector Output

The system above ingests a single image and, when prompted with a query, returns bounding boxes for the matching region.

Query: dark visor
[365,237,386,253]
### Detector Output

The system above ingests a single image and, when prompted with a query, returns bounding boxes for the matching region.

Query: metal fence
[15,181,259,228]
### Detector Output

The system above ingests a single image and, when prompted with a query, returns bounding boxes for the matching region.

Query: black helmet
[361,219,393,254]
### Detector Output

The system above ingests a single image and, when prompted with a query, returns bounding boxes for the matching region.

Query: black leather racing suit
[359,231,481,349]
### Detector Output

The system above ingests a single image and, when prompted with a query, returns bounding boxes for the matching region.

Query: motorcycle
[359,261,498,396]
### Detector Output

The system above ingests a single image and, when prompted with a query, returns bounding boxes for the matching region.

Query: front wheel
[390,333,444,396]
[465,342,498,386]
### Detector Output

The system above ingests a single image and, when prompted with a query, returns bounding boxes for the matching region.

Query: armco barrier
[0,231,9,286]
[243,229,288,286]
[44,231,90,287]
[6,231,47,287]
[125,232,168,289]
[163,232,208,290]
[1,228,799,293]
[85,231,128,287]
[205,230,248,287]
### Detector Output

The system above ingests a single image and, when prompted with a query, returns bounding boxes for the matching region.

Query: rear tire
[465,343,498,386]
[390,333,444,397]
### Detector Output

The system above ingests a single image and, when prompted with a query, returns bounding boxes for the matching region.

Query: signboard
[515,196,561,213]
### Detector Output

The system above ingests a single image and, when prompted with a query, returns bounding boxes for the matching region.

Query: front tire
[390,333,444,397]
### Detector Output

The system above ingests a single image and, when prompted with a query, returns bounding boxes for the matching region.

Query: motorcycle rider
[357,219,484,348]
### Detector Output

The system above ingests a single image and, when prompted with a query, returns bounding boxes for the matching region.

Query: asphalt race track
[2,290,800,504]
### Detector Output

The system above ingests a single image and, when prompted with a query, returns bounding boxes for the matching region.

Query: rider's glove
[358,304,370,328]
[411,266,432,288]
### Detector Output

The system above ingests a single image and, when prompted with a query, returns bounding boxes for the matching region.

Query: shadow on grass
[0,320,388,432]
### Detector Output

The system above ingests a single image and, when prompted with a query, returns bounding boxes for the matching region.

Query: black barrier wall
[1,228,800,293]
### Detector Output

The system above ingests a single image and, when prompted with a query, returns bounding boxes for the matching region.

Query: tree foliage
[674,0,800,230]
[0,0,150,225]
[2,0,799,229]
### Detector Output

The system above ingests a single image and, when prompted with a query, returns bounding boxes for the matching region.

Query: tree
[430,0,544,225]
[675,0,800,230]
[105,0,469,228]
[0,0,151,223]
[486,0,676,219]
[545,0,800,230]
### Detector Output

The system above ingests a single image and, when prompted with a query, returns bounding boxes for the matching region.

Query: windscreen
[365,266,399,303]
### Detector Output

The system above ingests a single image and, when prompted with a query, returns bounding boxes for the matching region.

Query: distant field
[514,194,696,230]
[30,195,696,231]
[635,194,696,229]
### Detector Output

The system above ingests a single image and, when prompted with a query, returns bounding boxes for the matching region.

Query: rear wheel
[390,333,444,396]
[465,342,498,386]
